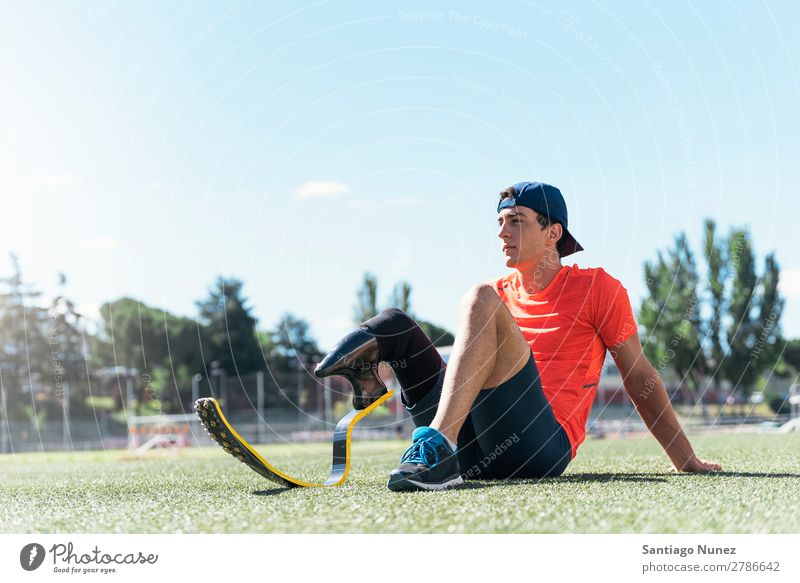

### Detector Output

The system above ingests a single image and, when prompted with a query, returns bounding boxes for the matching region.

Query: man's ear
[549,223,563,241]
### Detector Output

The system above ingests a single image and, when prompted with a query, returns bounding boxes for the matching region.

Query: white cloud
[83,236,120,250]
[296,181,351,198]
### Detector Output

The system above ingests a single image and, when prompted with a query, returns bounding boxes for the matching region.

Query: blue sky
[1,0,799,350]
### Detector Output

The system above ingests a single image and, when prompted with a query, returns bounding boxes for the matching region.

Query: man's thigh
[479,286,533,389]
[468,353,572,479]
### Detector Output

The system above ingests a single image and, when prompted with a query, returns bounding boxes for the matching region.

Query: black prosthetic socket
[359,308,445,407]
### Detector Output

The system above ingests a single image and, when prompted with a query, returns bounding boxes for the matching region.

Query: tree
[98,298,163,372]
[0,254,51,423]
[47,274,92,419]
[641,221,784,401]
[97,297,206,412]
[723,228,760,396]
[390,281,412,314]
[353,272,379,324]
[196,276,262,376]
[639,233,706,408]
[703,220,726,375]
[752,254,784,370]
[267,313,323,409]
[269,313,322,363]
[720,229,784,397]
[382,278,455,347]
[782,339,800,374]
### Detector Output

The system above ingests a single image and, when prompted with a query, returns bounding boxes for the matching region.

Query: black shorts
[404,353,572,480]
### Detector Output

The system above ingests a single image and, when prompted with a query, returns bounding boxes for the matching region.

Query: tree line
[0,260,454,426]
[640,219,798,412]
[1,217,798,428]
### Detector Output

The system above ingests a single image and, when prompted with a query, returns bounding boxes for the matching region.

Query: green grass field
[1,432,798,533]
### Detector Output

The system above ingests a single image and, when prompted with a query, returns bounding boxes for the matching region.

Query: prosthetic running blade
[194,391,393,488]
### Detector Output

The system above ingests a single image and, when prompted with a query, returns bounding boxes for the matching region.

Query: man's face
[497,206,562,269]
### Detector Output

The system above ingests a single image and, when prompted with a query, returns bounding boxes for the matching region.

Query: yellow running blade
[195,390,394,488]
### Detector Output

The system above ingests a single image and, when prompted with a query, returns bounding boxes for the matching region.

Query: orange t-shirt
[491,264,637,459]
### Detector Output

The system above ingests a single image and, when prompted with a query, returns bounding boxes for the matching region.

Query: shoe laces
[400,438,440,467]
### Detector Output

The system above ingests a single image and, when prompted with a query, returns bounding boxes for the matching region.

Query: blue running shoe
[387,426,463,491]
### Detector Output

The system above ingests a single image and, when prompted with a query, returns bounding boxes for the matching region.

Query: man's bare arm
[610,332,721,473]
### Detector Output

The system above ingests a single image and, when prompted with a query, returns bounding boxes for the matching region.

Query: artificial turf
[1,432,798,533]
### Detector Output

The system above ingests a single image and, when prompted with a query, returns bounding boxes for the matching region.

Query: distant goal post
[126,413,201,456]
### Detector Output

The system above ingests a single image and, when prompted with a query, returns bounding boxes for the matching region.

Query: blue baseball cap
[496,181,583,257]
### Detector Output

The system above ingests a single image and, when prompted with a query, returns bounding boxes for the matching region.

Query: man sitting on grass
[315,181,721,492]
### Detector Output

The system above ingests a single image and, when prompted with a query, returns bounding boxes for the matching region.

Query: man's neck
[517,254,564,294]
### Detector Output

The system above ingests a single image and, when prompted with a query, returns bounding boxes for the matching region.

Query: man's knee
[361,307,435,360]
[378,307,413,322]
[362,307,416,332]
[459,283,501,314]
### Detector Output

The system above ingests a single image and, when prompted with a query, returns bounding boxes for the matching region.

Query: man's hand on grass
[671,456,722,473]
